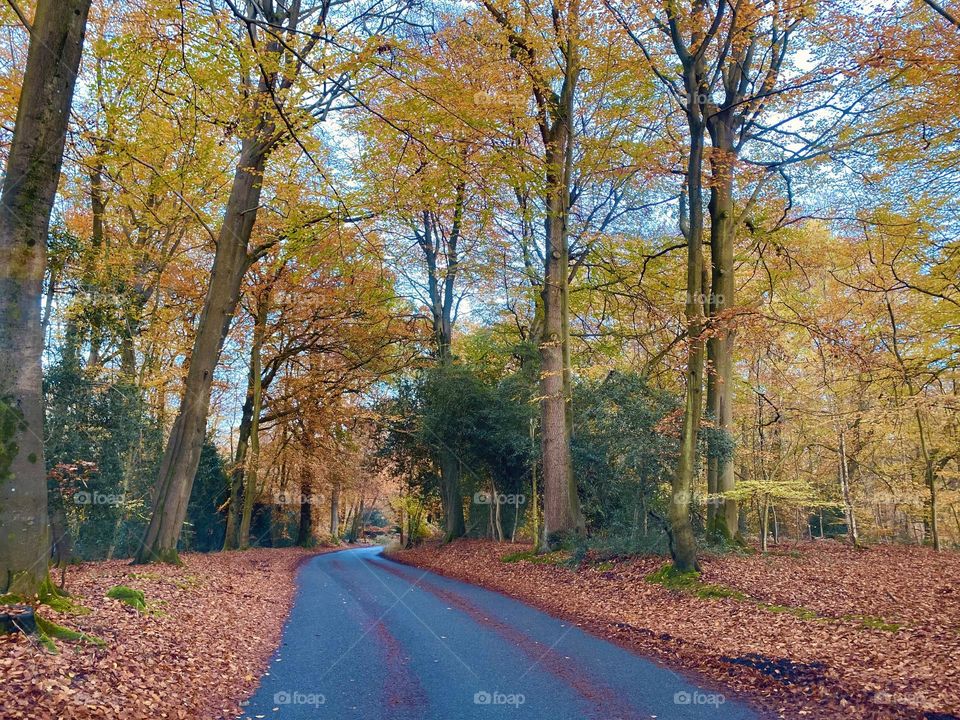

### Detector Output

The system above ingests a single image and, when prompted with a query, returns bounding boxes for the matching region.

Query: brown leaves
[0,548,323,720]
[395,540,960,720]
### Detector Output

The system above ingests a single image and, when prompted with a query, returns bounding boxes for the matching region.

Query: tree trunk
[222,385,254,550]
[440,450,465,541]
[48,493,72,584]
[705,159,738,541]
[838,429,859,547]
[296,475,313,547]
[540,141,583,548]
[398,503,405,548]
[330,482,340,538]
[491,479,504,542]
[343,501,354,538]
[238,295,268,550]
[0,0,91,595]
[106,438,138,560]
[882,295,940,549]
[41,265,58,338]
[349,500,364,542]
[642,492,649,537]
[530,418,540,551]
[482,0,583,551]
[668,77,707,572]
[917,412,940,551]
[134,136,270,564]
[761,496,770,552]
[705,369,718,532]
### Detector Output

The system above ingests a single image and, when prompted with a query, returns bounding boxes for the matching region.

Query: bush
[573,372,678,551]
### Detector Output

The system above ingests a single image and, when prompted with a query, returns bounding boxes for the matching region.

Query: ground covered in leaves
[393,539,960,720]
[0,547,329,719]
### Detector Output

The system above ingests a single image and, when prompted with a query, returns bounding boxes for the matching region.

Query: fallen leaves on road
[393,540,960,720]
[0,548,327,720]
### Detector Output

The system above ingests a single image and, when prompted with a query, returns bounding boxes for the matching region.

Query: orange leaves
[0,548,325,720]
[397,539,960,719]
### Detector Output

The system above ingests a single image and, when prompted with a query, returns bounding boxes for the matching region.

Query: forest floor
[0,546,340,720]
[392,539,960,720]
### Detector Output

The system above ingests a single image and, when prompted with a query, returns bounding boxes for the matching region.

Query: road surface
[239,546,759,719]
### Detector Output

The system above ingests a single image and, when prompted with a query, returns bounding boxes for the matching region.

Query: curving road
[239,546,760,720]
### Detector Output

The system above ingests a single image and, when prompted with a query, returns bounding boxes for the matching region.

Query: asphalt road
[239,546,759,720]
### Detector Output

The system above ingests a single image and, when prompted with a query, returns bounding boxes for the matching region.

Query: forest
[0,0,958,718]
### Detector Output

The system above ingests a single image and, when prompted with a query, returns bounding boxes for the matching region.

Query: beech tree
[481,0,588,548]
[0,0,92,594]
[353,57,480,539]
[136,0,404,562]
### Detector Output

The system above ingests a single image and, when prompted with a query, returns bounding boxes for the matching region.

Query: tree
[0,0,92,595]
[482,0,587,548]
[645,0,727,572]
[136,0,399,562]
[415,195,470,541]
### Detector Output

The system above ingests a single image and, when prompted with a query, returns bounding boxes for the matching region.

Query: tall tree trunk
[106,435,138,560]
[669,78,708,572]
[41,265,58,338]
[82,156,107,370]
[0,0,91,595]
[398,503,405,548]
[540,156,582,547]
[224,340,280,549]
[343,499,355,539]
[238,296,268,550]
[539,52,585,547]
[705,122,738,540]
[134,136,270,564]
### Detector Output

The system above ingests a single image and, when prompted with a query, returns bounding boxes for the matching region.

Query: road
[239,546,760,720]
